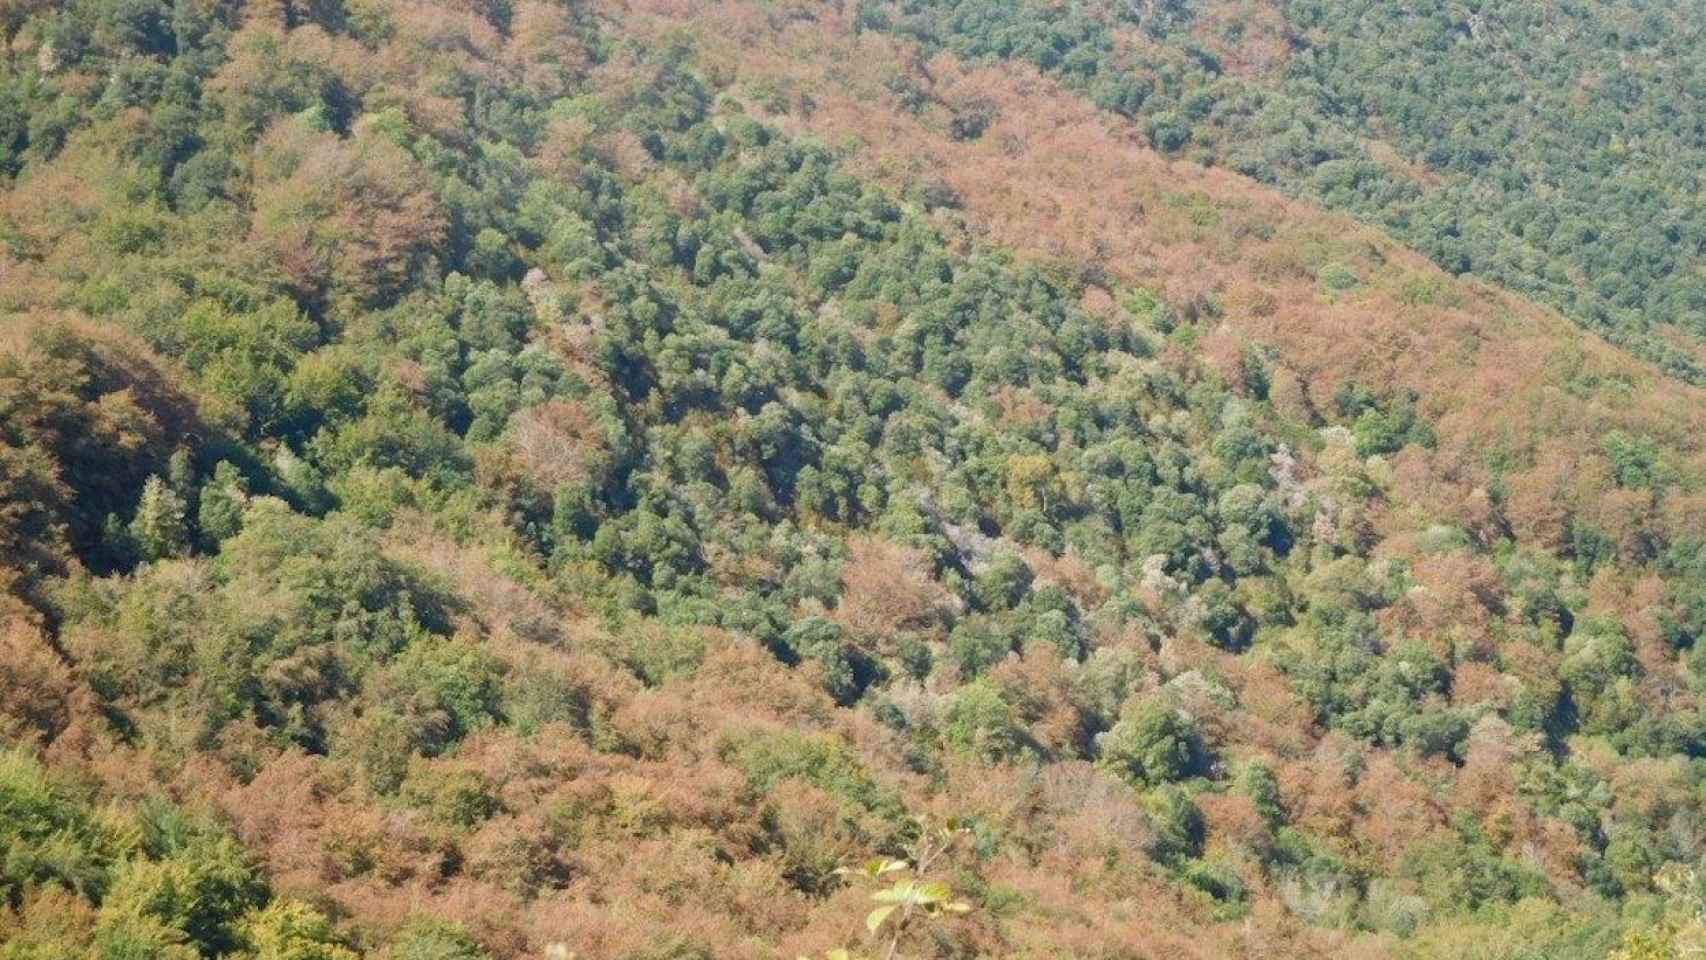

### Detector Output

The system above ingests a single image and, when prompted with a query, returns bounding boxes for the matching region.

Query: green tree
[196,461,248,546]
[238,902,358,960]
[129,475,190,562]
[97,835,268,957]
[382,918,490,960]
[1097,699,1207,787]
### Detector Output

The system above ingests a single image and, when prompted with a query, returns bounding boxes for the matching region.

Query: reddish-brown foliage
[249,121,446,310]
[831,535,953,648]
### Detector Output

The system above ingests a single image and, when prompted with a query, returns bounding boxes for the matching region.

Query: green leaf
[849,858,909,880]
[871,880,912,904]
[916,881,952,904]
[867,904,898,935]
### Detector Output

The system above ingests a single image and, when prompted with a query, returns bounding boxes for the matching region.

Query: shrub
[947,617,1014,679]
[618,623,707,688]
[1400,827,1550,913]
[0,750,122,905]
[974,553,1035,611]
[403,769,501,829]
[782,616,866,704]
[1240,761,1284,827]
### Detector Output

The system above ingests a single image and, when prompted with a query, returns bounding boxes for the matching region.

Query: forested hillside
[3,2,1706,958]
[867,0,1706,382]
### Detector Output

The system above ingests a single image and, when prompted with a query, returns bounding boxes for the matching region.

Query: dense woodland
[3,1,1706,958]
[870,0,1706,382]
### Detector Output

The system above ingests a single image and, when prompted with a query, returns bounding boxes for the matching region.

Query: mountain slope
[605,0,1706,558]
[1,2,1705,959]
[854,0,1706,381]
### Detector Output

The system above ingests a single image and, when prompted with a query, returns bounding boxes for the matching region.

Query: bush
[616,622,707,688]
[404,769,501,829]
[974,553,1034,611]
[782,616,867,704]
[1181,856,1247,905]
[1399,708,1472,760]
[948,617,1015,679]
[1400,827,1550,913]
[1240,761,1284,827]
[0,750,122,905]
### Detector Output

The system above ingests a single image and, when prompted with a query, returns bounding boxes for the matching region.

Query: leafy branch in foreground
[803,819,976,960]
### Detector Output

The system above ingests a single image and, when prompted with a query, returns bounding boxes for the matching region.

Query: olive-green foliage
[1181,855,1246,908]
[99,833,268,957]
[0,750,126,906]
[1662,541,1706,650]
[382,918,491,960]
[503,658,593,738]
[974,553,1034,611]
[940,680,1037,763]
[614,621,707,688]
[403,769,501,829]
[61,499,458,754]
[781,616,865,705]
[0,749,280,958]
[728,732,903,821]
[1278,611,1464,753]
[1097,700,1207,787]
[1400,823,1550,913]
[1240,761,1284,828]
[1144,785,1205,865]
[239,901,360,960]
[1335,386,1435,459]
[389,636,507,749]
[196,461,249,547]
[1561,618,1640,734]
[947,617,1015,680]
[129,475,191,562]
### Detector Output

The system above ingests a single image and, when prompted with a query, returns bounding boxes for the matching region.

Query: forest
[869,0,1706,383]
[2,1,1706,958]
